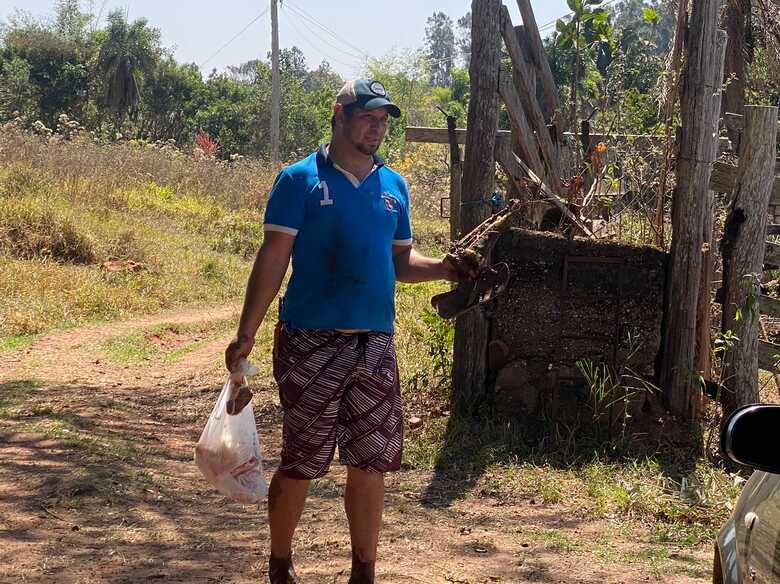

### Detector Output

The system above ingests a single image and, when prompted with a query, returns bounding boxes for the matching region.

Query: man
[225,79,462,584]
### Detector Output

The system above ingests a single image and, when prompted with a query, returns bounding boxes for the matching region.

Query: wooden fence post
[696,30,728,386]
[720,105,779,413]
[447,115,462,241]
[660,0,726,424]
[451,0,501,417]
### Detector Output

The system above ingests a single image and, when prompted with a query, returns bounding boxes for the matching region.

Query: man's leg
[344,466,385,584]
[268,470,311,559]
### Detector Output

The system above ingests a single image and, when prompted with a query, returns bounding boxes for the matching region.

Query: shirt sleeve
[263,170,303,236]
[393,180,413,246]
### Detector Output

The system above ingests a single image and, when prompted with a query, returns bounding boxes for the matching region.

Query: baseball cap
[335,79,402,118]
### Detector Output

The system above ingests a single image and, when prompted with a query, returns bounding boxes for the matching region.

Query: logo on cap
[369,81,387,97]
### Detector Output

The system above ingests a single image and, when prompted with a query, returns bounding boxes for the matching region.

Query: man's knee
[268,470,310,513]
[346,465,385,487]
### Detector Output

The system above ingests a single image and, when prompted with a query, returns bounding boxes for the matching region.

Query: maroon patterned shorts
[272,323,403,480]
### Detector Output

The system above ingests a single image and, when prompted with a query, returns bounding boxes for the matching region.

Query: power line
[282,3,366,62]
[283,0,370,60]
[281,8,364,72]
[199,4,272,69]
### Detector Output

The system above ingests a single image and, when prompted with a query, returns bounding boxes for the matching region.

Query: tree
[96,10,161,129]
[138,58,204,144]
[456,12,472,68]
[425,11,455,87]
[53,0,92,42]
[366,49,432,159]
[0,57,38,119]
[553,0,614,130]
[1,22,92,125]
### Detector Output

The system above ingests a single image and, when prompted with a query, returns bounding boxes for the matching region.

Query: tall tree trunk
[655,3,689,248]
[720,105,779,414]
[722,0,751,150]
[660,0,727,427]
[451,0,501,417]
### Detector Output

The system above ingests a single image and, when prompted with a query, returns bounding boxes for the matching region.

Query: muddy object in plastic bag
[431,262,510,319]
[226,384,253,415]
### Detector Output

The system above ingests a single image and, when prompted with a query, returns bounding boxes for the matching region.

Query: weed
[0,197,96,263]
[209,210,264,258]
[0,379,44,418]
[576,328,659,443]
[524,527,580,553]
[199,259,225,282]
[0,162,49,198]
[403,417,449,470]
[408,308,454,398]
[27,417,142,462]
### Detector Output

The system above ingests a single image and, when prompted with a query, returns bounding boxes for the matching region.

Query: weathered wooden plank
[759,295,780,318]
[709,160,780,202]
[758,340,780,372]
[405,126,723,150]
[765,241,780,266]
[725,112,780,144]
[452,0,501,417]
[660,0,726,423]
[499,4,562,195]
[515,0,559,126]
[405,126,513,146]
[720,106,779,411]
[497,71,547,184]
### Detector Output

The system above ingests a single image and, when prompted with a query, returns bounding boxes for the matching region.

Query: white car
[713,404,780,583]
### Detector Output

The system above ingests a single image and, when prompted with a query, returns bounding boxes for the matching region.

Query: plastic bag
[194,359,268,503]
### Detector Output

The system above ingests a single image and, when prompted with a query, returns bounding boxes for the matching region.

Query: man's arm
[392,245,461,283]
[225,231,295,372]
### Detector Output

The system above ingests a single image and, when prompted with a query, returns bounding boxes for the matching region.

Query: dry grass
[0,196,96,263]
[0,125,453,338]
[0,122,279,210]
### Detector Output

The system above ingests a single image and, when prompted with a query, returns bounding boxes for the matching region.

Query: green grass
[401,411,738,550]
[100,319,235,365]
[27,417,143,462]
[103,331,161,364]
[522,527,581,553]
[0,333,36,352]
[0,379,45,418]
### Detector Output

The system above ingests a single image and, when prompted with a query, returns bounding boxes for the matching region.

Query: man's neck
[328,137,374,182]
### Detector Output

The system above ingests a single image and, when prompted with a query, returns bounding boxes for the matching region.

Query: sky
[0,1,571,78]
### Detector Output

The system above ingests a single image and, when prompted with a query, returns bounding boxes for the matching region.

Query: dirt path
[0,308,712,583]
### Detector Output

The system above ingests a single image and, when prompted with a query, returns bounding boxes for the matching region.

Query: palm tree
[97,10,160,131]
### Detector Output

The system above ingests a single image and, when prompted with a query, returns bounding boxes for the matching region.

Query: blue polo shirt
[263,145,413,332]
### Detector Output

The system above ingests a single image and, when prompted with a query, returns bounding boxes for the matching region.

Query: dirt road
[0,307,712,583]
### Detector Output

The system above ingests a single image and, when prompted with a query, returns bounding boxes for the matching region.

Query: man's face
[338,106,390,155]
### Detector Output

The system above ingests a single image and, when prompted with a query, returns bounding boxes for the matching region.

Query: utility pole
[270,0,280,162]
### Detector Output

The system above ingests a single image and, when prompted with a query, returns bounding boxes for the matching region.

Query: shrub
[0,197,95,263]
[209,210,263,258]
